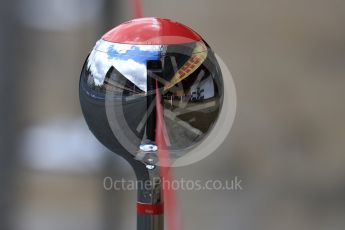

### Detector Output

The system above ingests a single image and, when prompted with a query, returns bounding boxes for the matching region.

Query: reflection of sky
[107,45,160,63]
[87,41,162,92]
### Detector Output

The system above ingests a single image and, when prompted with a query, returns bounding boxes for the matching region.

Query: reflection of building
[190,76,214,101]
[163,75,216,105]
[104,67,145,96]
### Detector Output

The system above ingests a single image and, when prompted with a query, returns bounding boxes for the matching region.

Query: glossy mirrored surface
[80,39,223,161]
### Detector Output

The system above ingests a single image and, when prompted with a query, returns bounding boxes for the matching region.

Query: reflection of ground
[123,97,219,154]
[163,99,220,156]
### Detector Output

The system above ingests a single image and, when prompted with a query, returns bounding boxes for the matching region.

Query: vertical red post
[155,81,181,230]
[131,0,143,18]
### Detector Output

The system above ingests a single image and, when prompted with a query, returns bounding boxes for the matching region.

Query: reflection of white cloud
[87,49,111,86]
[113,59,147,92]
[94,39,163,53]
[87,50,147,92]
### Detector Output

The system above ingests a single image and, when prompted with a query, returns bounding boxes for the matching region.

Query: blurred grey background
[1,0,345,229]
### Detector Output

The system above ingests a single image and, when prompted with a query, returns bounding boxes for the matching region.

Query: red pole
[131,0,143,18]
[155,81,182,230]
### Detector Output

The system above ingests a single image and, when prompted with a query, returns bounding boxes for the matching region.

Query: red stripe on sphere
[102,17,202,45]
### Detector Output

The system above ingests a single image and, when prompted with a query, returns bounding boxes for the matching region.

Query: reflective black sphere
[79,19,223,165]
